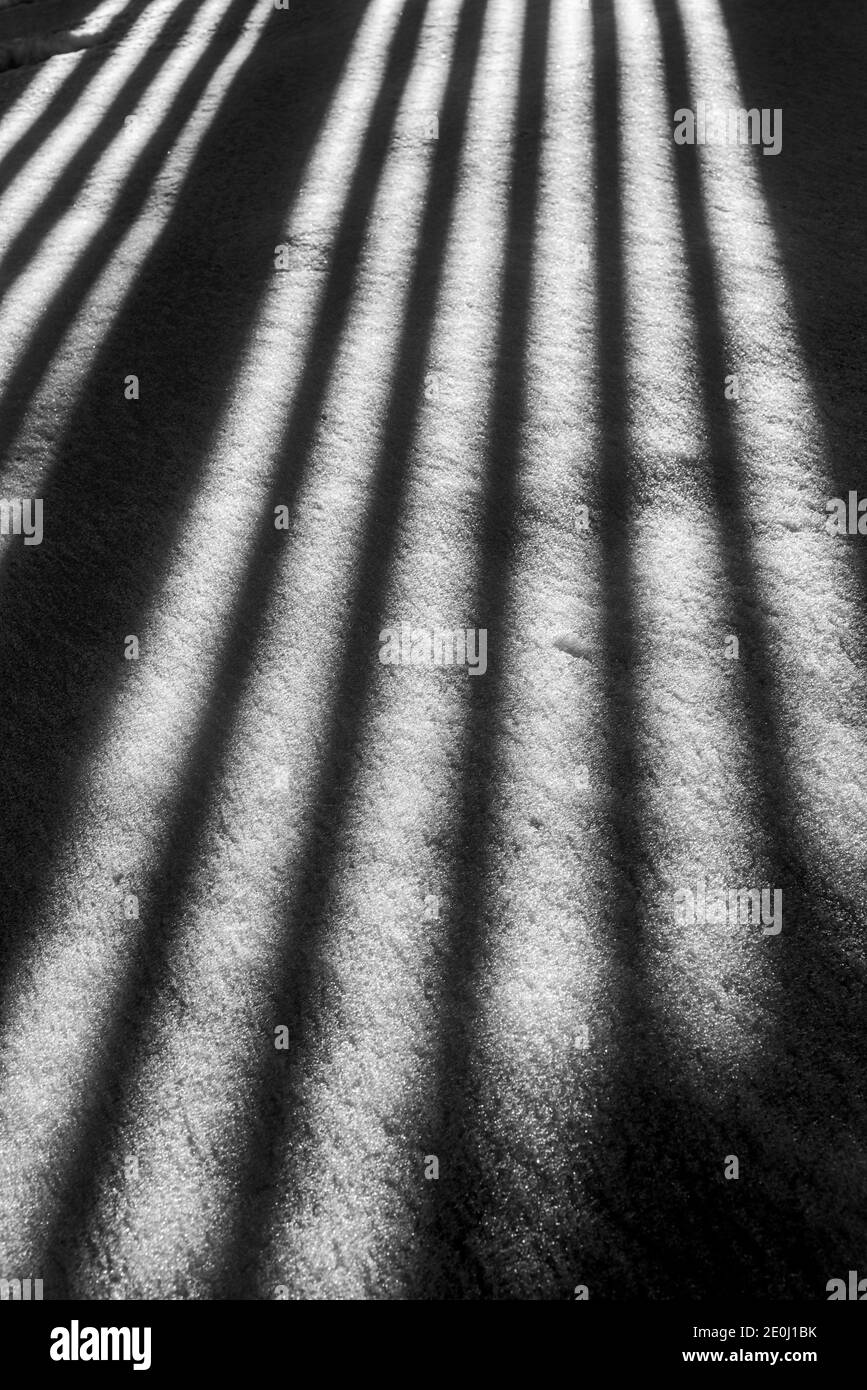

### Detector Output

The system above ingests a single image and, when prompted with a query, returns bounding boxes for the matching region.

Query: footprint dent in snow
[553,632,592,661]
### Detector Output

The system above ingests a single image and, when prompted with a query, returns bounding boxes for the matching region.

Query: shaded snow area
[0,0,864,1301]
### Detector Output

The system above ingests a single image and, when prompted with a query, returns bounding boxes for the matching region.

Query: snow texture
[0,0,864,1300]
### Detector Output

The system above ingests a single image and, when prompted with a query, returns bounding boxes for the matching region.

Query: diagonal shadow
[32,0,443,1297]
[0,1,371,1002]
[208,0,492,1300]
[557,0,653,1301]
[0,0,211,295]
[401,0,552,1300]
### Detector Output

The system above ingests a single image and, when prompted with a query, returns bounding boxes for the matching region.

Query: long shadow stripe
[399,0,552,1300]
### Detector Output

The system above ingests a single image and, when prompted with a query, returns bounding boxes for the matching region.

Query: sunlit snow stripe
[0,0,426,1279]
[613,0,769,1068]
[56,0,135,40]
[616,0,699,481]
[672,0,867,902]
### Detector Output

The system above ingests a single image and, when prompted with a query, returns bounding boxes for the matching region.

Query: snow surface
[0,0,864,1299]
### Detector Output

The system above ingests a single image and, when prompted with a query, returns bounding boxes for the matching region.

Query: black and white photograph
[0,0,864,1352]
